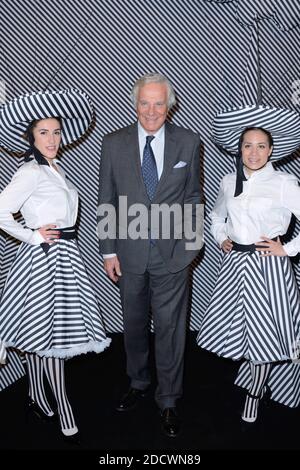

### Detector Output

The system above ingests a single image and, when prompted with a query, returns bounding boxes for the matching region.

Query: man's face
[136,82,168,134]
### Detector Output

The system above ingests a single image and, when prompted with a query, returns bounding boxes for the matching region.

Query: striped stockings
[242,362,271,422]
[26,353,54,417]
[26,353,77,435]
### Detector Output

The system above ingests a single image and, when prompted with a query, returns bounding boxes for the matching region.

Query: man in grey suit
[97,73,203,437]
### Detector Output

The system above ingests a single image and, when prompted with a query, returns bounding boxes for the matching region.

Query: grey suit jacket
[98,121,203,273]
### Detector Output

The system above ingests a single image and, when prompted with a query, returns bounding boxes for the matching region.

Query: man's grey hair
[130,73,176,110]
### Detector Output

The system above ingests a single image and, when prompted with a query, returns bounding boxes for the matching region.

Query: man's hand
[104,256,122,282]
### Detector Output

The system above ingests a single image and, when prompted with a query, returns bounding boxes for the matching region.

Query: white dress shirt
[0,159,78,245]
[138,122,165,179]
[211,162,300,257]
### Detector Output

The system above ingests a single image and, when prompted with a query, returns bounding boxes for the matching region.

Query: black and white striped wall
[1,0,300,387]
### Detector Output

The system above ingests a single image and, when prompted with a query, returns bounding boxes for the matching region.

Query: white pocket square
[173,161,187,168]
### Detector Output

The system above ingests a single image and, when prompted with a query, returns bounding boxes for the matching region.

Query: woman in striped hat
[197,125,300,424]
[0,90,111,444]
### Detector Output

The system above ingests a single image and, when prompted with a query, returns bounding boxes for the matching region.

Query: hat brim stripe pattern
[0,89,94,152]
[212,105,300,161]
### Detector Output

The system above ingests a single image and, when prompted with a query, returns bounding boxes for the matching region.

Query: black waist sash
[231,237,278,254]
[40,226,76,254]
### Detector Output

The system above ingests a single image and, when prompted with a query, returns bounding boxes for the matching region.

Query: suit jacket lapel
[153,121,178,200]
[125,122,149,200]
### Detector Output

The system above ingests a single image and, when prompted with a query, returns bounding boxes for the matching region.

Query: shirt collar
[244,161,275,180]
[138,122,165,140]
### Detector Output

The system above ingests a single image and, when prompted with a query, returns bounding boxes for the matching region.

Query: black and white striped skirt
[197,250,300,363]
[0,240,111,361]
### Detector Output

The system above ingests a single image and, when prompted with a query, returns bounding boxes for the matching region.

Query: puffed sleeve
[0,164,44,245]
[210,177,228,247]
[281,174,300,257]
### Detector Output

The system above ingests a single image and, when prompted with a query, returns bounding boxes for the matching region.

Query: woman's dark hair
[238,126,273,156]
[25,117,62,145]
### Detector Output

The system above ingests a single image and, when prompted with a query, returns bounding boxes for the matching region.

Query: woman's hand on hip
[38,224,60,244]
[255,236,287,257]
[221,238,233,253]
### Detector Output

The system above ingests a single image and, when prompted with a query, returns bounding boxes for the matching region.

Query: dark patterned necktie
[142,135,158,200]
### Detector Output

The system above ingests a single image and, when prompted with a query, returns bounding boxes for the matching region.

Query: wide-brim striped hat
[212,104,300,161]
[0,88,94,152]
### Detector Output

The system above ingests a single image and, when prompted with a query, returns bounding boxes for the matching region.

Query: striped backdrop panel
[235,360,300,408]
[0,1,299,389]
[0,349,25,392]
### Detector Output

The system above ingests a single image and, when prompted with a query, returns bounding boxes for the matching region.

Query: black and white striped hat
[212,104,300,161]
[0,88,94,152]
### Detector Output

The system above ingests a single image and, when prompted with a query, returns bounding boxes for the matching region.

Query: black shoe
[62,431,81,446]
[161,407,180,438]
[26,397,58,423]
[240,418,258,433]
[116,387,147,412]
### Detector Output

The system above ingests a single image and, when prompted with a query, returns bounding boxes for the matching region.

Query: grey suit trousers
[119,243,189,410]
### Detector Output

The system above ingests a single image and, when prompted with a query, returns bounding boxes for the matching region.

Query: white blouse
[211,162,300,257]
[0,159,78,245]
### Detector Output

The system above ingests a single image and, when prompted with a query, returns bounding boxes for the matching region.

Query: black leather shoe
[62,432,81,446]
[161,407,180,438]
[26,397,58,423]
[116,387,147,411]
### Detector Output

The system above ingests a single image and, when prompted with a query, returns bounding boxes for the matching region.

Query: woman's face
[241,129,273,175]
[32,118,61,161]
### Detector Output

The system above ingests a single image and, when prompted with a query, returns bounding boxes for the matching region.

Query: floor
[0,332,299,462]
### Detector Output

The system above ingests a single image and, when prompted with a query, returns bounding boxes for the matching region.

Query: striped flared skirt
[0,240,111,361]
[197,250,300,363]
